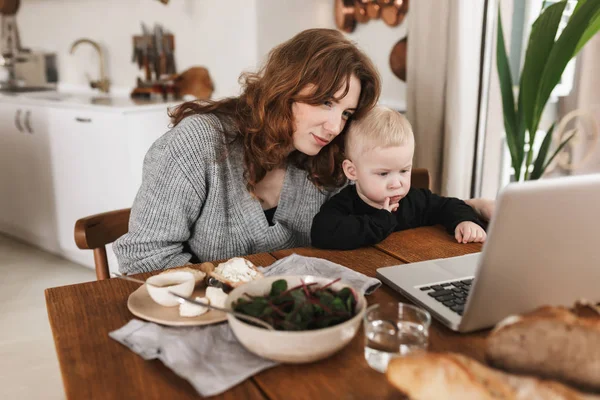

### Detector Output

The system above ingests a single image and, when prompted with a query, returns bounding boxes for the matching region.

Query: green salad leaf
[232,278,358,331]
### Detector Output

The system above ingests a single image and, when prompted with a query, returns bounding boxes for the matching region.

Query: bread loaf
[386,352,512,399]
[386,352,600,400]
[486,304,600,392]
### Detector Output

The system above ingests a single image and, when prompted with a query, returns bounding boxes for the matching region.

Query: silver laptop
[376,174,600,333]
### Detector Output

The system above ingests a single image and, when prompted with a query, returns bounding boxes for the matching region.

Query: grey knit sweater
[113,114,335,274]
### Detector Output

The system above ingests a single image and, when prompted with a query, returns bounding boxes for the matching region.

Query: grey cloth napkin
[258,253,381,294]
[109,253,381,397]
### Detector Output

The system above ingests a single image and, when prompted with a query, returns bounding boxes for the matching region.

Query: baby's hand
[455,221,486,244]
[383,197,399,213]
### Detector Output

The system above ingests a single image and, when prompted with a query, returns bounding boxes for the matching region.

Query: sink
[90,96,113,105]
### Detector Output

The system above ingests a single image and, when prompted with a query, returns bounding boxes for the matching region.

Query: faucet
[70,38,110,93]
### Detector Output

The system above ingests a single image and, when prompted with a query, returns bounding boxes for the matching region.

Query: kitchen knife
[154,25,167,79]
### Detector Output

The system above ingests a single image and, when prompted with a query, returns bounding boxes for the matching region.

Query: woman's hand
[455,221,487,244]
[464,198,496,222]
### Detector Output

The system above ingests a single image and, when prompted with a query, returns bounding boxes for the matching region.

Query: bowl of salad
[225,275,367,363]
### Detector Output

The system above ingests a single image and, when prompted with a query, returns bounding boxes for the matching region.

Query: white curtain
[558,34,600,175]
[406,0,485,197]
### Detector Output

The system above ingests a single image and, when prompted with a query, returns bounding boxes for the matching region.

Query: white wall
[16,0,406,107]
[256,0,407,110]
[17,0,258,99]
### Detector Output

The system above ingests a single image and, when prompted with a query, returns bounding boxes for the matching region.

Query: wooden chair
[411,167,430,191]
[73,169,430,281]
[74,208,131,280]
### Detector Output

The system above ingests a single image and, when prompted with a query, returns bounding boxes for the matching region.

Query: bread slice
[208,257,264,288]
[386,352,599,400]
[486,305,600,392]
[159,266,206,285]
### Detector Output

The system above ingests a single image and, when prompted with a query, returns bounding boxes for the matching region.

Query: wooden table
[45,226,485,399]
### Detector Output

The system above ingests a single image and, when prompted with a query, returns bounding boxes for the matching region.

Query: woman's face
[291,74,361,156]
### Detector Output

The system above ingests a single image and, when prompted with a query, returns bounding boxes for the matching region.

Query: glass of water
[363,302,431,373]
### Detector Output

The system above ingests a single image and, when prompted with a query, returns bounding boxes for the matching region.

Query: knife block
[132,33,175,83]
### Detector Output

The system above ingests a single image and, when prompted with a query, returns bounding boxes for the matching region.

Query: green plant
[497,0,600,180]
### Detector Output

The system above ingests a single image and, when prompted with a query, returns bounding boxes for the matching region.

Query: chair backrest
[73,169,430,281]
[74,208,131,280]
[410,168,430,191]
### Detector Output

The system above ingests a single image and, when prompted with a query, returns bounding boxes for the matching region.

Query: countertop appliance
[0,0,57,92]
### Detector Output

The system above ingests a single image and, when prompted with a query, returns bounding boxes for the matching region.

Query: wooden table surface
[45,226,484,399]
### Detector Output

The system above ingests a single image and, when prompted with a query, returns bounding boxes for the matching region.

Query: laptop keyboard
[418,278,473,316]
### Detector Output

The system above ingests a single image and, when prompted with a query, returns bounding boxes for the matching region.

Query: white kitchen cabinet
[0,103,58,252]
[47,108,131,266]
[0,104,19,229]
[47,107,172,268]
[0,96,173,269]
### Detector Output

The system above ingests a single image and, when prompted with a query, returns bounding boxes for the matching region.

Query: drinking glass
[363,302,431,373]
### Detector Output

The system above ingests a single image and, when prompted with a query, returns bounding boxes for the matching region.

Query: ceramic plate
[127,284,227,326]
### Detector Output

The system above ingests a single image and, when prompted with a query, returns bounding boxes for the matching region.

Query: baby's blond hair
[345,105,414,160]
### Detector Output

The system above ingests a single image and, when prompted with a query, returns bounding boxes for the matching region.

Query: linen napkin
[109,253,381,397]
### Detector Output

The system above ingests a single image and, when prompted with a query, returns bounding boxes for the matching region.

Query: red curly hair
[169,28,380,192]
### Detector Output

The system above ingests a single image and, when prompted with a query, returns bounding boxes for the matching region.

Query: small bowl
[146,271,195,307]
[225,275,367,363]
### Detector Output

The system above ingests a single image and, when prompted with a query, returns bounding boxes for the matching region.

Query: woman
[115,28,495,274]
[114,29,380,274]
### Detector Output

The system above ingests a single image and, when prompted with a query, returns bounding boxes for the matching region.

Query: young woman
[114,29,381,274]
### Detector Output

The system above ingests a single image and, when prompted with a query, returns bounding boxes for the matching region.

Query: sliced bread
[208,257,263,288]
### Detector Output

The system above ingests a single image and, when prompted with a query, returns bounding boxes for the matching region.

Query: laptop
[376,174,600,333]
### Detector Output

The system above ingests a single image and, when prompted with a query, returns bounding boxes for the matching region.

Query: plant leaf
[543,130,577,172]
[520,1,567,136]
[516,96,527,176]
[269,279,287,297]
[573,0,585,14]
[234,298,268,318]
[530,123,556,180]
[337,287,352,302]
[496,9,521,177]
[331,297,346,313]
[574,7,600,54]
[534,0,600,132]
[346,296,354,313]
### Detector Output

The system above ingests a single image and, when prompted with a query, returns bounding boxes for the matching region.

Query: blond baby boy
[311,106,486,249]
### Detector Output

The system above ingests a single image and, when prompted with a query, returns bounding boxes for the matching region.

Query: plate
[127,284,227,326]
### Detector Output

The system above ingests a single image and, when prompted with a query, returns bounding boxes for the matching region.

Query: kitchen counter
[0,90,183,114]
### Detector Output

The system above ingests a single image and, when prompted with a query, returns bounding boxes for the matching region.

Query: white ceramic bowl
[225,275,366,363]
[146,271,195,307]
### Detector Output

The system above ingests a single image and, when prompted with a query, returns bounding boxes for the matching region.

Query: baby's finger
[462,226,472,243]
[480,230,487,243]
[455,227,463,243]
[383,197,391,211]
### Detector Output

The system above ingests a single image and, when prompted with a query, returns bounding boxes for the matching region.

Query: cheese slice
[205,287,228,309]
[179,296,210,317]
